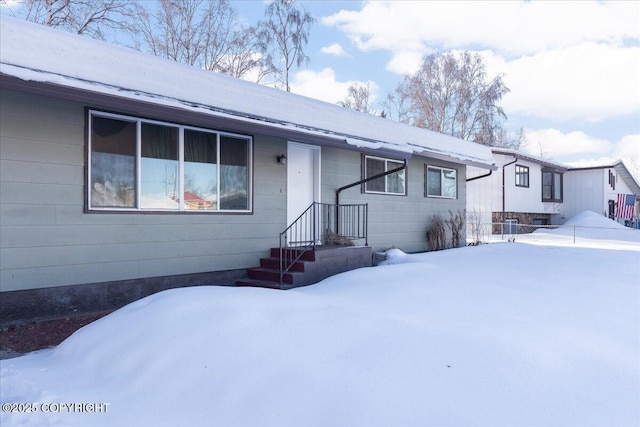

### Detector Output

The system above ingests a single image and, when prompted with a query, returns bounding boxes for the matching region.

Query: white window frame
[426,165,457,199]
[363,155,406,195]
[505,218,518,235]
[88,110,253,213]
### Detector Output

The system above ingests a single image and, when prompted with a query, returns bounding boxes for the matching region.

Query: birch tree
[258,0,314,92]
[339,83,374,114]
[135,0,267,81]
[15,0,135,40]
[392,51,513,146]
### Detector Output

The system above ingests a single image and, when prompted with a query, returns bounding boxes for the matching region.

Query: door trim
[287,141,321,222]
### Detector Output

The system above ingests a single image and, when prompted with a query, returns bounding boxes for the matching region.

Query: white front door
[287,142,320,235]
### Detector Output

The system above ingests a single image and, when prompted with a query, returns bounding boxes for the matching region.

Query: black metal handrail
[279,202,368,286]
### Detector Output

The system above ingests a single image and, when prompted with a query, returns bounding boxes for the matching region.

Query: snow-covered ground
[1,213,639,427]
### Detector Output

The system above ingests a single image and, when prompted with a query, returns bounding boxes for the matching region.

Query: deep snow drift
[1,228,639,426]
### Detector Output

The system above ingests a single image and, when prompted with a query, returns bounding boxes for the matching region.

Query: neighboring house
[466,148,568,234]
[562,161,640,226]
[0,17,496,322]
[467,149,640,236]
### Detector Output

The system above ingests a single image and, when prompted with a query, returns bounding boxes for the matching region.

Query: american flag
[616,193,636,219]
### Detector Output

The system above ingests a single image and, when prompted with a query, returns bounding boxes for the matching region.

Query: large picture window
[88,111,252,212]
[363,155,406,195]
[426,166,457,199]
[542,169,563,202]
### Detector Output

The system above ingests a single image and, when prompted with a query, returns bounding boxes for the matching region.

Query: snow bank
[531,211,639,245]
[2,239,638,427]
[562,210,627,229]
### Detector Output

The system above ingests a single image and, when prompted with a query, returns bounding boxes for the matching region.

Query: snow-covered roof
[0,15,496,170]
[491,148,568,171]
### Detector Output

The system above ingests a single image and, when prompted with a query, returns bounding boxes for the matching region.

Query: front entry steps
[236,246,373,290]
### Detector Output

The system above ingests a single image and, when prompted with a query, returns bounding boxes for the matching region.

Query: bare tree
[381,83,412,124]
[339,83,373,114]
[394,51,515,147]
[17,0,135,40]
[258,0,314,92]
[134,0,266,81]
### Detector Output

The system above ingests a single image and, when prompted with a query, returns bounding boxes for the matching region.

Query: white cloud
[616,134,640,163]
[323,1,640,122]
[290,68,379,105]
[524,128,613,158]
[323,1,640,57]
[501,43,640,122]
[320,43,349,57]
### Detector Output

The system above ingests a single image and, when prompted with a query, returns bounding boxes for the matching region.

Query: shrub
[426,213,446,251]
[445,209,466,248]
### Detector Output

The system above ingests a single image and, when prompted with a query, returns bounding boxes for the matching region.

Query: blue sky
[234,1,640,174]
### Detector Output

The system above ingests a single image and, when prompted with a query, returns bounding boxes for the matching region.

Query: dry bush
[426,213,446,251]
[445,209,466,248]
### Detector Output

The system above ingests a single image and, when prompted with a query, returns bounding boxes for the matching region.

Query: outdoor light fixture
[277,154,287,165]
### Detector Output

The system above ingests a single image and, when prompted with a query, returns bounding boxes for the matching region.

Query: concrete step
[260,257,305,272]
[247,267,302,285]
[270,247,316,261]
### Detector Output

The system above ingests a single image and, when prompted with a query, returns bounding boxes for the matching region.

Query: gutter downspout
[335,159,407,239]
[502,156,518,238]
[466,170,492,182]
[336,159,408,206]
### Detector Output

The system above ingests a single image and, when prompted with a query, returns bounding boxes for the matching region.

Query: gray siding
[320,147,467,253]
[1,89,287,291]
[1,88,469,293]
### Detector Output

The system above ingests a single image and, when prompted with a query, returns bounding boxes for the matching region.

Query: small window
[363,156,406,195]
[88,111,252,212]
[515,165,529,187]
[532,218,548,226]
[426,166,457,199]
[505,218,518,234]
[542,169,563,202]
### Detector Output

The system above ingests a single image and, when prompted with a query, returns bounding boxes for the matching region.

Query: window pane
[554,173,562,200]
[542,172,552,200]
[516,165,529,187]
[386,161,405,194]
[365,157,385,192]
[90,116,136,208]
[427,168,441,196]
[442,169,456,198]
[141,123,179,209]
[220,136,249,210]
[184,130,217,210]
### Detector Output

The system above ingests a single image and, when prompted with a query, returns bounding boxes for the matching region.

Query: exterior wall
[321,146,467,253]
[490,212,552,234]
[501,155,562,216]
[1,88,472,295]
[561,169,606,220]
[466,165,500,227]
[467,154,563,233]
[0,89,288,292]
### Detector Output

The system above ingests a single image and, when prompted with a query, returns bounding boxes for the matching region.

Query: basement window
[88,111,252,212]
